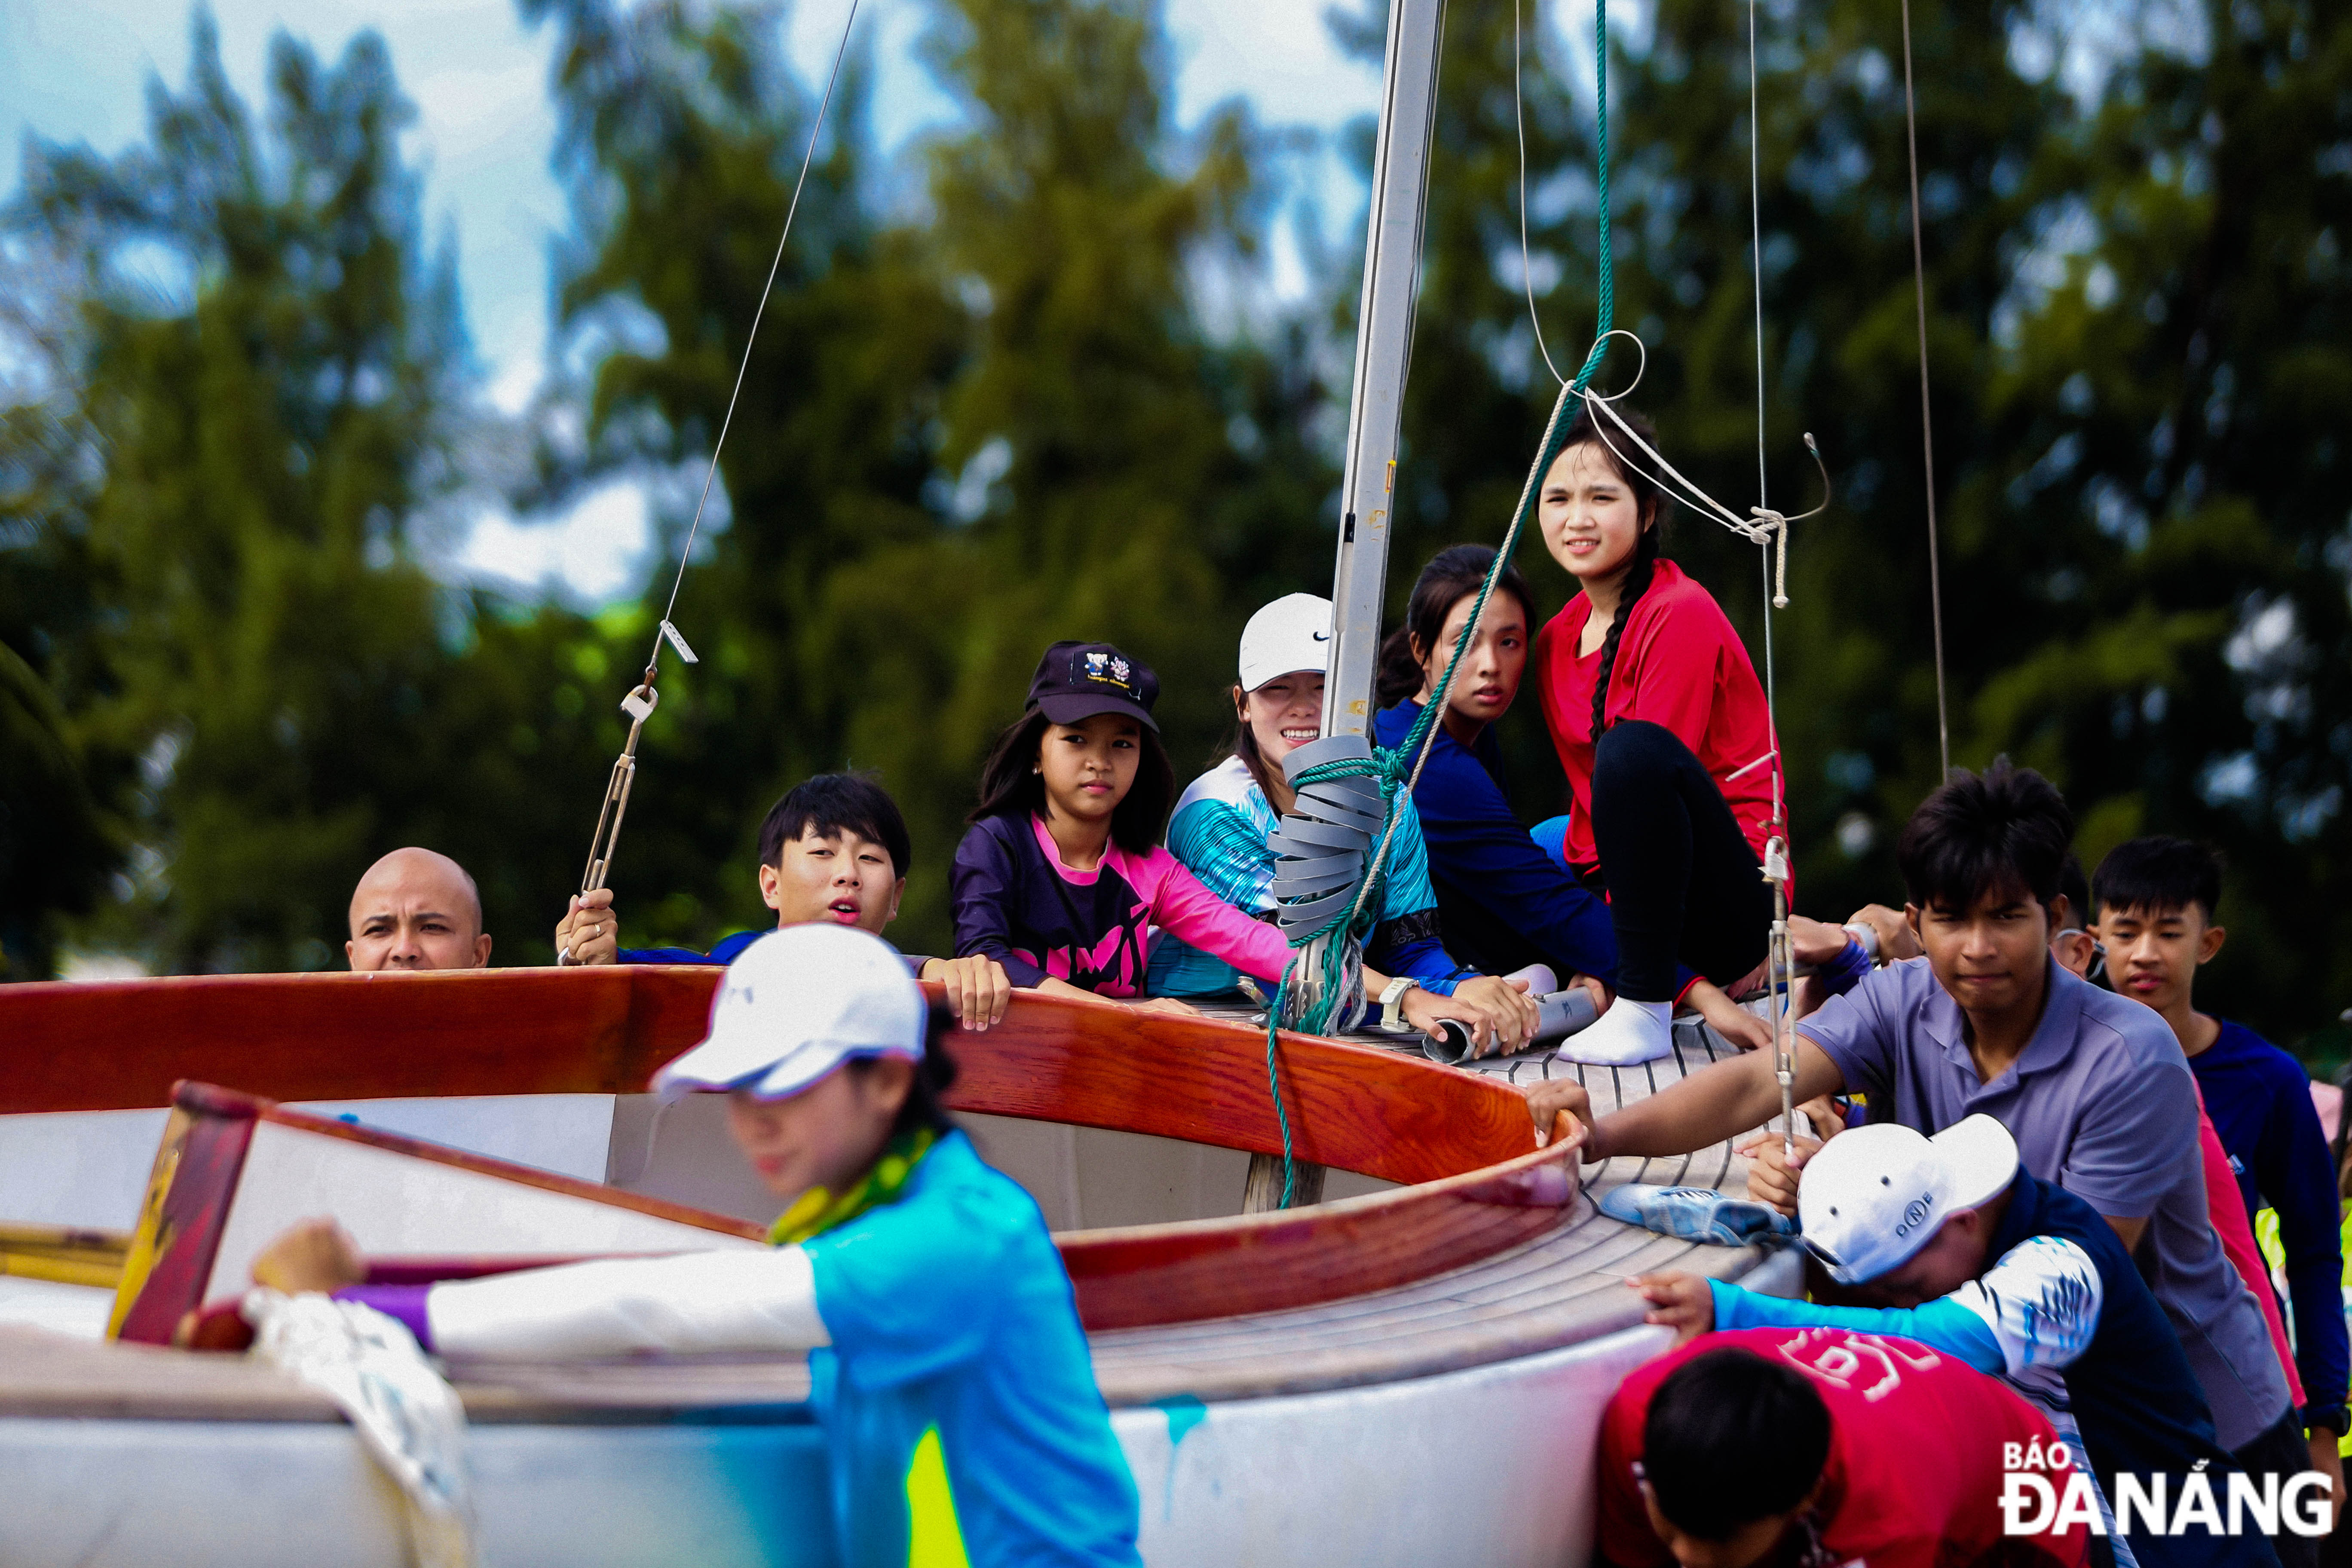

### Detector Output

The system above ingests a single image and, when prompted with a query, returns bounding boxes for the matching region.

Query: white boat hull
[0,1256,1798,1568]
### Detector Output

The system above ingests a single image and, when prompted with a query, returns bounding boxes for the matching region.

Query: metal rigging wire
[1899,0,1953,777]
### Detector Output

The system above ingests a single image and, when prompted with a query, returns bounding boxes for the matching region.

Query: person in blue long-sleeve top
[1370,545,1771,1056]
[2091,837,2349,1482]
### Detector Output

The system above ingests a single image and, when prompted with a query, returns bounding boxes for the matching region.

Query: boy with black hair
[1526,759,2313,1551]
[554,772,1011,1029]
[2095,835,2349,1508]
[1594,1329,2086,1568]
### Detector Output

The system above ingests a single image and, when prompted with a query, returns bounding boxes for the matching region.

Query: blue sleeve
[1405,740,1620,982]
[618,945,720,965]
[2254,1053,2350,1424]
[805,1197,1005,1389]
[949,821,1046,988]
[1813,936,1872,998]
[1708,1280,2007,1374]
[1365,913,1465,995]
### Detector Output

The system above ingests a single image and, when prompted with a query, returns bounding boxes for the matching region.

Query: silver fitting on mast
[1762,834,1796,1159]
[559,675,658,965]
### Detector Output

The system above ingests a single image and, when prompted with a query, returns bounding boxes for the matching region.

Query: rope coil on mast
[559,0,866,963]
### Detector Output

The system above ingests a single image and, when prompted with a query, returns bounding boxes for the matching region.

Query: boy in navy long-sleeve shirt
[2094,837,2349,1483]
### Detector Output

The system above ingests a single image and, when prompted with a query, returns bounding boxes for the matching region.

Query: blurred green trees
[0,15,619,971]
[519,0,1326,946]
[1335,0,2350,1041]
[2,0,2346,1047]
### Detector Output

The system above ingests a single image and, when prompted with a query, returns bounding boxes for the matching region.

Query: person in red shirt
[1531,404,1779,1066]
[1595,1327,2089,1568]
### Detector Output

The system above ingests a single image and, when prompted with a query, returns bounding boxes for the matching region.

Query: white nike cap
[651,924,926,1103]
[1238,593,1334,693]
[1797,1114,2020,1284]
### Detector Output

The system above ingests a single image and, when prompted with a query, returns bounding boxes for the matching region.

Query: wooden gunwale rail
[4,967,1592,1341]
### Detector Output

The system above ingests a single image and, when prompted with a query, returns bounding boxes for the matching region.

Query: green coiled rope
[1259,0,1619,1208]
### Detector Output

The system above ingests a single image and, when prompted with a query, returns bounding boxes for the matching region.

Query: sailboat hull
[1,969,1801,1565]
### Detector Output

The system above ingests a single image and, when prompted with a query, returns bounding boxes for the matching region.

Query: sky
[0,0,1454,604]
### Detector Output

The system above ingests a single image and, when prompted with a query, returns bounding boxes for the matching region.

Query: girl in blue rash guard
[1152,594,1540,1054]
[244,924,1142,1568]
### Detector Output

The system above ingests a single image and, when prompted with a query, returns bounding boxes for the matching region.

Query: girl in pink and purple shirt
[952,640,1291,1008]
[950,640,1484,1038]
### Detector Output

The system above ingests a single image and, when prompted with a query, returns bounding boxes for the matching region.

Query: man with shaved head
[346,848,493,971]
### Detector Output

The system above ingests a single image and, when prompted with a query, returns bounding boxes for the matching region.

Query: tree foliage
[1331,0,2351,1044]
[1,14,616,970]
[523,0,1328,947]
[3,0,2346,1049]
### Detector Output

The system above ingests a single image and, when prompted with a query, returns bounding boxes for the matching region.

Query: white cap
[1238,594,1334,693]
[1796,1114,2020,1284]
[651,925,926,1102]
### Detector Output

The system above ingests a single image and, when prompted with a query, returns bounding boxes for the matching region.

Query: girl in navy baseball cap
[948,639,1501,1044]
[950,640,1280,1012]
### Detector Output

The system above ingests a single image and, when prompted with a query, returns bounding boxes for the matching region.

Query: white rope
[1898,0,1954,776]
[246,1290,474,1568]
[1745,0,1798,1160]
[1515,0,1567,387]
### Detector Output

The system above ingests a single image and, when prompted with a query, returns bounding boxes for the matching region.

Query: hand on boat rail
[253,1216,370,1295]
[1629,1270,1715,1348]
[1525,1079,1595,1154]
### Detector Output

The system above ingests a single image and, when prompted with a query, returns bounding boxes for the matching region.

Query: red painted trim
[0,967,672,1113]
[362,1254,659,1285]
[113,1105,258,1346]
[936,989,1538,1183]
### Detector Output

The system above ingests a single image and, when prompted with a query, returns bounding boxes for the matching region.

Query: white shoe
[1552,997,1674,1066]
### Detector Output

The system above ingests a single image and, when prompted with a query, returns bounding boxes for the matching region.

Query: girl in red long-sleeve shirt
[1531,404,1779,1064]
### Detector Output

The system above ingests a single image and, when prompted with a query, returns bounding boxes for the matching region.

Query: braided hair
[1556,404,1665,743]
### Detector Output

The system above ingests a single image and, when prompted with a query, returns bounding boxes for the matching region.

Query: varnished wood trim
[4,970,1537,1185]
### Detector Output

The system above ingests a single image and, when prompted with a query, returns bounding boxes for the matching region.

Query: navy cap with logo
[1026,641,1160,732]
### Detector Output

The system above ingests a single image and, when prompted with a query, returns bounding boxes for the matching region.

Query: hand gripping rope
[559,0,866,963]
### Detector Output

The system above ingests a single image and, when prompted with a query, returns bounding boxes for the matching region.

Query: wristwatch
[1378,976,1420,1033]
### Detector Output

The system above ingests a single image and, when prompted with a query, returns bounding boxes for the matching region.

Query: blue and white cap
[1797,1114,2019,1284]
[652,925,926,1102]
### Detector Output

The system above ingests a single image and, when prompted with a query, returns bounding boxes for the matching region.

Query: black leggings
[1588,720,1772,1002]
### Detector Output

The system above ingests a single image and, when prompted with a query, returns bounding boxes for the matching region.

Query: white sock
[1553,996,1674,1066]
